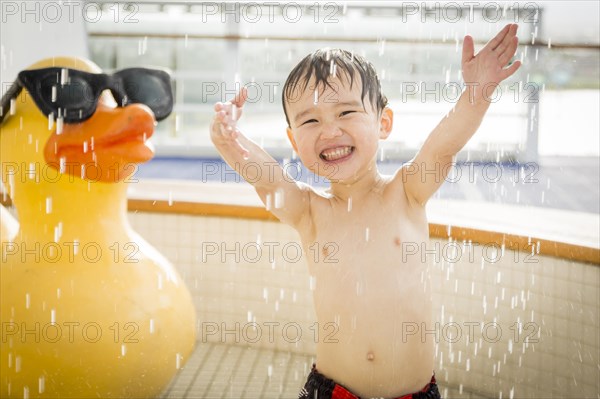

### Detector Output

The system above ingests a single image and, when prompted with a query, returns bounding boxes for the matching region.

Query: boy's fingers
[500,60,522,80]
[231,87,248,109]
[487,23,511,52]
[498,37,519,65]
[462,35,475,64]
[494,25,518,57]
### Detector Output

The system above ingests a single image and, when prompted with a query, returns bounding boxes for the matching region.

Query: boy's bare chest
[305,198,428,268]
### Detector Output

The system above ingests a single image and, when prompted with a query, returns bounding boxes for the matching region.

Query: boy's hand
[462,24,521,102]
[211,87,249,158]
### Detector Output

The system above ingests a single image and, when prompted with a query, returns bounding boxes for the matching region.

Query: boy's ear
[286,127,299,152]
[379,107,393,140]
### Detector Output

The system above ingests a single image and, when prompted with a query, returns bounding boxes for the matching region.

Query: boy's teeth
[321,146,353,161]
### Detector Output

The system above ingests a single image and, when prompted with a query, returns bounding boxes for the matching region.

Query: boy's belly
[310,261,435,397]
[314,310,435,398]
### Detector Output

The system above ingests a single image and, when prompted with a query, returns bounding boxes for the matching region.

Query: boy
[210,24,520,399]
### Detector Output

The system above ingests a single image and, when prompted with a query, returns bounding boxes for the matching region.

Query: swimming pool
[123,181,599,399]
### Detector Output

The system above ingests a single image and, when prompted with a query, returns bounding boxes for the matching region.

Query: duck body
[0,57,196,398]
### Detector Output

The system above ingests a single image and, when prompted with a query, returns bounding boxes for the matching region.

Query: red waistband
[331,374,436,399]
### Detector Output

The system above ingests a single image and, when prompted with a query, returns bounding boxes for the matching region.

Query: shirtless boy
[210,24,520,399]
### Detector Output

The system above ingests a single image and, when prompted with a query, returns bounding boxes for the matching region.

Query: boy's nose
[319,122,342,140]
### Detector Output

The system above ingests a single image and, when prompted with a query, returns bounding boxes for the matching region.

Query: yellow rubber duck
[0,57,196,398]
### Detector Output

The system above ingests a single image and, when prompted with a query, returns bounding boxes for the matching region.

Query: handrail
[126,198,599,265]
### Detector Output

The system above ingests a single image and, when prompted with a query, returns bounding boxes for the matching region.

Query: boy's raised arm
[400,24,521,206]
[210,88,311,227]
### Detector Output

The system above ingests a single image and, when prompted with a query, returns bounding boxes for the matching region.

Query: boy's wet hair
[282,48,388,126]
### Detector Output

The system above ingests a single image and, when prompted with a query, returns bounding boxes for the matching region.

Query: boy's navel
[367,351,375,361]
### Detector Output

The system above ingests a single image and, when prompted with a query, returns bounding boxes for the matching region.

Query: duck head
[1,56,159,185]
[0,57,168,239]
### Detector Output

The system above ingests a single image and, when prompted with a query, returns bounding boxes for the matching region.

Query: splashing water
[56,116,64,135]
[379,39,386,56]
[274,190,284,209]
[309,276,316,291]
[7,98,16,116]
[60,68,69,85]
[38,376,45,394]
[265,193,272,211]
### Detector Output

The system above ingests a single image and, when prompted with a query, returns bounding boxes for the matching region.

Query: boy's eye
[340,110,355,117]
[301,119,318,125]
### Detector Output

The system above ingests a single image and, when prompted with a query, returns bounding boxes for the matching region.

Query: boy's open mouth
[319,146,355,162]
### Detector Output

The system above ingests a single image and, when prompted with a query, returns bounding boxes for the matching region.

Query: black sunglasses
[0,67,174,124]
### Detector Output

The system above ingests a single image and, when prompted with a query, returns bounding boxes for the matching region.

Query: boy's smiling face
[285,73,393,183]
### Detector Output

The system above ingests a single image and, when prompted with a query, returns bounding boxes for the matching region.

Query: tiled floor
[160,343,314,399]
[160,343,489,399]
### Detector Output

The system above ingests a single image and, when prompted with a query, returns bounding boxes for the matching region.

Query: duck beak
[44,103,156,183]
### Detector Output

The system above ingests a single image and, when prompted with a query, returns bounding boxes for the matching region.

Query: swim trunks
[298,365,441,399]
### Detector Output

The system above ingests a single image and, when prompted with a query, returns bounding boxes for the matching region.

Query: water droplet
[38,376,45,394]
[53,222,62,243]
[121,344,127,356]
[365,227,370,241]
[274,190,284,209]
[149,319,155,334]
[267,364,273,377]
[60,68,69,85]
[9,98,16,116]
[175,353,182,369]
[265,193,272,211]
[48,113,54,130]
[45,197,52,214]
